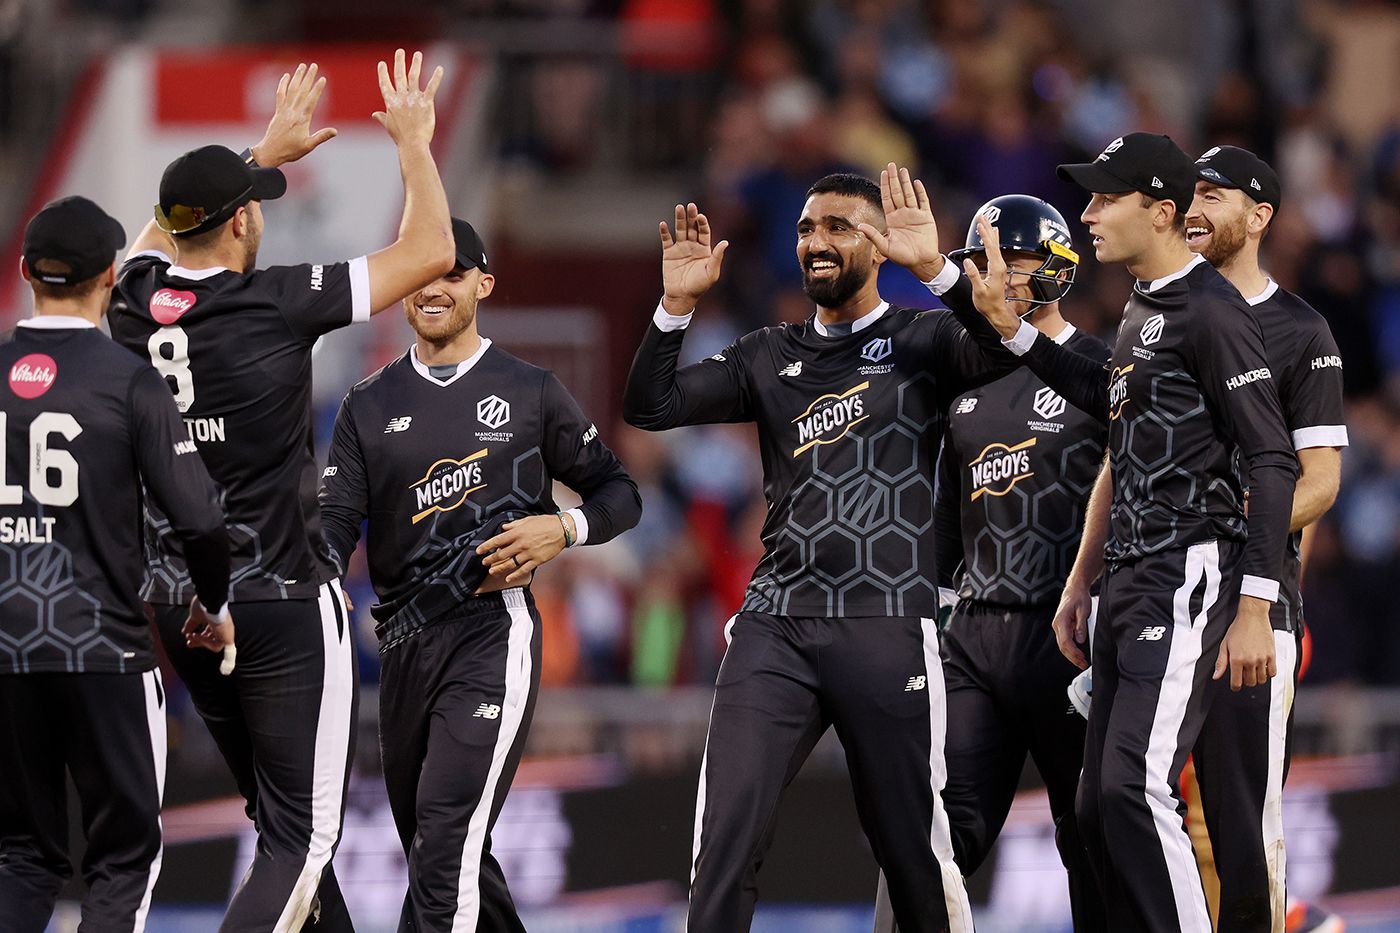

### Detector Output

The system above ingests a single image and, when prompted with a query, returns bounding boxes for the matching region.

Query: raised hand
[857,162,944,281]
[659,202,729,315]
[251,62,338,168]
[373,48,444,150]
[962,215,1022,340]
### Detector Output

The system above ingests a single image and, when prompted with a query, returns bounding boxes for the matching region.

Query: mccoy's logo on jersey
[8,354,56,399]
[411,449,488,524]
[1139,313,1165,346]
[1109,363,1135,420]
[792,382,868,457]
[150,289,197,325]
[477,395,510,429]
[968,438,1037,500]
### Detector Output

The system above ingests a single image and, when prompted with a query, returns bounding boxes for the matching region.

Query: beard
[409,299,477,346]
[801,258,870,308]
[1198,213,1249,268]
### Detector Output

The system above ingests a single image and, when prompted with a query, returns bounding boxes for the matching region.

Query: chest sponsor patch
[792,382,868,457]
[411,448,488,524]
[968,438,1037,500]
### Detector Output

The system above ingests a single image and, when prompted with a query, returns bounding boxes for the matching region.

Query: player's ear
[476,273,495,300]
[1249,202,1274,237]
[230,206,248,239]
[19,258,31,284]
[102,260,117,289]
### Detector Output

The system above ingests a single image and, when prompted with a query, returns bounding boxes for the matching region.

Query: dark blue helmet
[948,194,1079,307]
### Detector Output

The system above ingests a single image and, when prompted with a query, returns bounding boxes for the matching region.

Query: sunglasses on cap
[153,185,254,236]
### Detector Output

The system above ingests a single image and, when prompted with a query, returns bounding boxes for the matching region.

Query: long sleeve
[128,366,230,611]
[933,441,964,592]
[1190,302,1298,599]
[540,372,642,545]
[622,305,753,430]
[317,396,369,575]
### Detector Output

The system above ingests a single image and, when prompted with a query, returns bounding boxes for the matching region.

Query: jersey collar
[167,265,229,280]
[409,337,493,387]
[812,300,889,337]
[1051,322,1077,345]
[1245,279,1279,306]
[1139,253,1207,293]
[18,315,96,329]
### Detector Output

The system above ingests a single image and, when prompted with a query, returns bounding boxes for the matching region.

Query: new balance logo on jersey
[955,397,978,414]
[1138,626,1166,641]
[473,703,501,719]
[792,382,868,457]
[779,361,802,377]
[384,416,413,433]
[1311,355,1342,370]
[1032,387,1066,420]
[968,438,1037,500]
[904,676,926,692]
[860,337,893,363]
[477,395,510,429]
[1139,314,1165,346]
[1225,367,1272,390]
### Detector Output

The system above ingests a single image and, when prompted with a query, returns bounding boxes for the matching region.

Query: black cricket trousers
[377,587,541,933]
[0,670,166,932]
[688,612,972,933]
[155,579,358,932]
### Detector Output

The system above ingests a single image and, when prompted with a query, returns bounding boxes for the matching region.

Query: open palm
[660,202,729,310]
[857,162,942,273]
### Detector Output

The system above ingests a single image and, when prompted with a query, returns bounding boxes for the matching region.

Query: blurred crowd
[450,0,1400,689]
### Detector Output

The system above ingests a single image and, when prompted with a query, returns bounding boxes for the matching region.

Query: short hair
[807,173,882,215]
[174,222,228,252]
[1139,193,1187,233]
[29,259,105,301]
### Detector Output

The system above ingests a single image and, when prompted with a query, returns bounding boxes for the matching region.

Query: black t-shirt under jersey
[0,319,228,673]
[110,250,369,603]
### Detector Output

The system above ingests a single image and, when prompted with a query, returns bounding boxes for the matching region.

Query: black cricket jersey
[1249,280,1348,631]
[623,300,1018,619]
[0,318,229,674]
[1016,256,1297,600]
[935,324,1109,606]
[319,339,641,633]
[110,249,370,603]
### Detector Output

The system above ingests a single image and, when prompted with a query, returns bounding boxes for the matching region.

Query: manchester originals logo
[1032,387,1066,420]
[968,438,1037,501]
[860,337,892,363]
[410,449,488,524]
[1095,137,1124,162]
[1109,363,1135,420]
[1139,313,1165,346]
[792,382,868,457]
[477,395,510,430]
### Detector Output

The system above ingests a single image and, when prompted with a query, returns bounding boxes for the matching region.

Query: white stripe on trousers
[452,587,534,932]
[1145,540,1219,933]
[274,579,356,932]
[689,615,736,889]
[919,618,974,933]
[132,669,167,932]
[1263,630,1298,933]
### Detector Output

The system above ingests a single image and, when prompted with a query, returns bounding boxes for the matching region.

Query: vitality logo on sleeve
[410,449,488,524]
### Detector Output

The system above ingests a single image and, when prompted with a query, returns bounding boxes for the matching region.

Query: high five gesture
[857,162,946,282]
[660,202,729,316]
[250,62,338,168]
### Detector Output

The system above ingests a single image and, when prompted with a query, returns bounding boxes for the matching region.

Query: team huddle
[0,48,1344,933]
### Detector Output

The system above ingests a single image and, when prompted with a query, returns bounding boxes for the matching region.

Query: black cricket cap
[1057,133,1197,217]
[22,196,126,285]
[452,218,488,273]
[1195,145,1281,212]
[156,145,286,238]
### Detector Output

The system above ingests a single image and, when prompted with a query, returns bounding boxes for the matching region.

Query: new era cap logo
[1250,178,1262,191]
[1151,176,1164,189]
[1033,386,1066,420]
[477,395,510,429]
[1140,313,1165,346]
[861,337,892,363]
[1095,137,1124,162]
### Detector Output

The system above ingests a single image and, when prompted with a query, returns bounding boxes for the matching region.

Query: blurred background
[5,0,1400,930]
